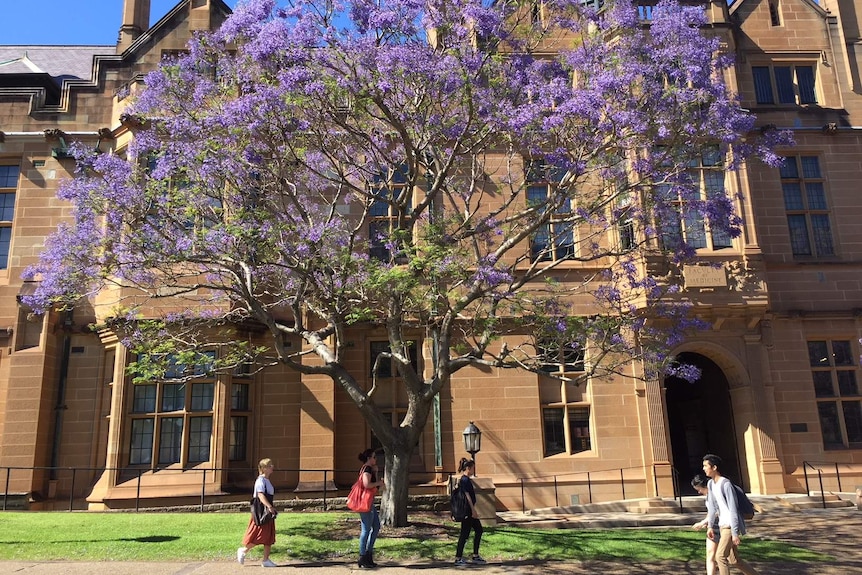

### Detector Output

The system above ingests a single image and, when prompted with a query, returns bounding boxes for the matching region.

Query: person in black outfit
[453,458,486,566]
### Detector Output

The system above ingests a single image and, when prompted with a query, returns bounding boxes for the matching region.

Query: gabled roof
[0,46,113,85]
[0,0,232,113]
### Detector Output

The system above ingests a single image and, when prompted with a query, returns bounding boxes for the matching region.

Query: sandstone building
[0,0,860,510]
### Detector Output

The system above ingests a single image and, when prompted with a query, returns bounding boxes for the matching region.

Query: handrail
[802,460,846,509]
[516,464,674,512]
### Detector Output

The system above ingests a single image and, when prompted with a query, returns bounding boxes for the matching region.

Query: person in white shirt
[703,454,759,575]
[691,474,718,575]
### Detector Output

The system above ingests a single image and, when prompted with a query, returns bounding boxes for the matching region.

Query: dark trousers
[456,517,483,558]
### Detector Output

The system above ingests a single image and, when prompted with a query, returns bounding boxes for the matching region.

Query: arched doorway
[665,352,740,493]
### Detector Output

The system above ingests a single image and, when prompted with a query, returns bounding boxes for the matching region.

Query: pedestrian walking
[703,454,759,575]
[453,458,486,567]
[356,448,384,569]
[691,474,718,575]
[237,458,278,568]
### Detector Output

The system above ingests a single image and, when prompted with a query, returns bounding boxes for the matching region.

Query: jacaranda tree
[24,0,786,525]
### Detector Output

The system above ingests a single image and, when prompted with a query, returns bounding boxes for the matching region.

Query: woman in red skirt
[237,458,278,567]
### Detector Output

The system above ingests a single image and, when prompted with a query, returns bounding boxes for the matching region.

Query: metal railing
[0,465,451,512]
[514,464,679,513]
[802,460,845,509]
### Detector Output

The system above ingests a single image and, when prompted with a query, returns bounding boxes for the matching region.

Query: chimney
[117,0,152,52]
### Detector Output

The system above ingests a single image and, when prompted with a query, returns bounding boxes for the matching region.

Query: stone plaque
[683,265,727,288]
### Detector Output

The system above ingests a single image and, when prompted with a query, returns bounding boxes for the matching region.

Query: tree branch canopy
[22,0,789,526]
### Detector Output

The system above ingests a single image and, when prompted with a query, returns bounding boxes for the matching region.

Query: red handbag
[346,468,375,512]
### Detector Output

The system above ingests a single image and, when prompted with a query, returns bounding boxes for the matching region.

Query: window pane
[130,418,154,465]
[190,383,214,411]
[568,407,591,454]
[188,417,212,463]
[230,416,248,461]
[806,183,827,210]
[818,402,844,448]
[810,214,834,256]
[0,228,11,270]
[683,209,707,249]
[370,341,393,378]
[0,193,16,221]
[779,157,799,179]
[711,223,733,249]
[796,66,817,104]
[369,190,390,217]
[774,66,795,103]
[812,371,834,397]
[832,341,853,366]
[231,383,250,411]
[843,401,862,443]
[837,371,859,396]
[703,171,724,198]
[158,417,183,464]
[0,166,19,188]
[368,220,390,261]
[782,183,803,210]
[161,383,185,412]
[659,211,683,251]
[532,224,551,261]
[543,408,566,456]
[619,220,636,251]
[701,146,723,167]
[752,66,774,104]
[800,156,821,179]
[808,341,829,366]
[786,214,812,255]
[133,384,157,413]
[553,222,575,259]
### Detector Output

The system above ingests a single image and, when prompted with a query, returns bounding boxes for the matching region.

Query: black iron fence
[0,465,453,512]
[509,464,682,513]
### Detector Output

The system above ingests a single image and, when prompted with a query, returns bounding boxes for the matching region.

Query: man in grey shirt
[703,454,759,575]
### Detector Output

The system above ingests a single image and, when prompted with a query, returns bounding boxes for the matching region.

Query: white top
[706,475,745,537]
[254,475,274,497]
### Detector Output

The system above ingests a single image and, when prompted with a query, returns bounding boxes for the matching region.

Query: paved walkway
[1,507,859,575]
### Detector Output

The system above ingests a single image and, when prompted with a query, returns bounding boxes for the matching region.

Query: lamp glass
[462,421,482,454]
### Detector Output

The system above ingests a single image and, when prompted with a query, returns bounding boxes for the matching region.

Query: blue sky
[0,1,238,46]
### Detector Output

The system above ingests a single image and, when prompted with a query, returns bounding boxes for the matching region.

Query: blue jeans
[359,507,380,555]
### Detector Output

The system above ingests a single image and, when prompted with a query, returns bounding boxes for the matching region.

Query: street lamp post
[462,421,482,476]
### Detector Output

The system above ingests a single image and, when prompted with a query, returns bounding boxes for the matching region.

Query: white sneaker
[262,559,278,568]
[237,547,246,565]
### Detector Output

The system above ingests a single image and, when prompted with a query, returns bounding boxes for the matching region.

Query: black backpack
[733,483,755,521]
[450,484,469,521]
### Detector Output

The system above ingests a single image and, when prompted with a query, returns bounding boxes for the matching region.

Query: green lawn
[0,511,831,565]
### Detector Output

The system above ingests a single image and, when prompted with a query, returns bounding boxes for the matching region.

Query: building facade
[0,0,861,510]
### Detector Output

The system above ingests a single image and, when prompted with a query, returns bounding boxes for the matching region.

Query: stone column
[295,345,337,494]
[740,328,785,494]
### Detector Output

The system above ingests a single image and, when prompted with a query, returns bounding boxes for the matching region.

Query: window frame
[526,159,575,263]
[656,146,732,252]
[0,164,19,270]
[126,353,218,467]
[779,155,834,258]
[751,62,818,106]
[808,339,862,450]
[537,339,591,457]
[368,164,413,263]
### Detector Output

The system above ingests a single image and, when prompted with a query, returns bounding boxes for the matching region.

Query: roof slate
[0,45,113,85]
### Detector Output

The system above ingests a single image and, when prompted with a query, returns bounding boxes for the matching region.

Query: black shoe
[358,553,373,569]
[367,550,378,567]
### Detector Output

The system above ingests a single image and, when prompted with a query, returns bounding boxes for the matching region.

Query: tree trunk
[378,442,413,527]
